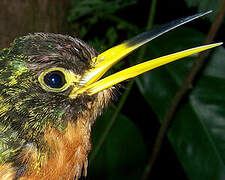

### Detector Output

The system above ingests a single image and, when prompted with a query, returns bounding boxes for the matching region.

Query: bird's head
[0,33,114,146]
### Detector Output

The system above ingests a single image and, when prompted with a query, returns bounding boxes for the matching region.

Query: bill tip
[215,42,223,46]
[207,10,213,13]
[199,10,213,17]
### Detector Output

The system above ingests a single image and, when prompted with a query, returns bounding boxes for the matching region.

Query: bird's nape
[0,11,222,180]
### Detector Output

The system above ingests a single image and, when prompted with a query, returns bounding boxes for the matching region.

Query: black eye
[44,71,66,89]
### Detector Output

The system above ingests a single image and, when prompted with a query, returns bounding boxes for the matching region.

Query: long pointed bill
[70,43,222,98]
[69,11,223,99]
[81,11,212,86]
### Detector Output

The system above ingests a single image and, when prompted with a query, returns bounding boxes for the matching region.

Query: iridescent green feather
[0,33,96,168]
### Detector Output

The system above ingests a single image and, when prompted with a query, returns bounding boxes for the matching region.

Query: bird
[0,11,222,180]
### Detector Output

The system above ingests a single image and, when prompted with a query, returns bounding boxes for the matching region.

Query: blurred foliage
[68,0,225,179]
[137,27,225,179]
[89,107,146,180]
[68,0,136,22]
[68,0,138,49]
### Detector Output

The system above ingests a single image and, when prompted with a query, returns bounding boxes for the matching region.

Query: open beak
[70,11,223,98]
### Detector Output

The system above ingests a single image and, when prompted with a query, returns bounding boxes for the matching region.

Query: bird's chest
[0,119,91,180]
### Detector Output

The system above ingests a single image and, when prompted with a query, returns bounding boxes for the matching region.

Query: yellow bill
[80,11,212,86]
[69,11,223,98]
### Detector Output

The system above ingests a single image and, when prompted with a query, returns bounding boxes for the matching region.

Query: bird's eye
[38,67,74,92]
[44,71,66,89]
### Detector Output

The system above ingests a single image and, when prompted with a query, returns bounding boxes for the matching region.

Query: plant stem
[142,2,225,179]
[138,0,157,60]
[89,0,158,164]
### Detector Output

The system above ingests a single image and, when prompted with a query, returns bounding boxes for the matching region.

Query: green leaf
[88,107,146,180]
[68,0,136,22]
[137,27,225,179]
[184,0,222,22]
[106,27,118,47]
